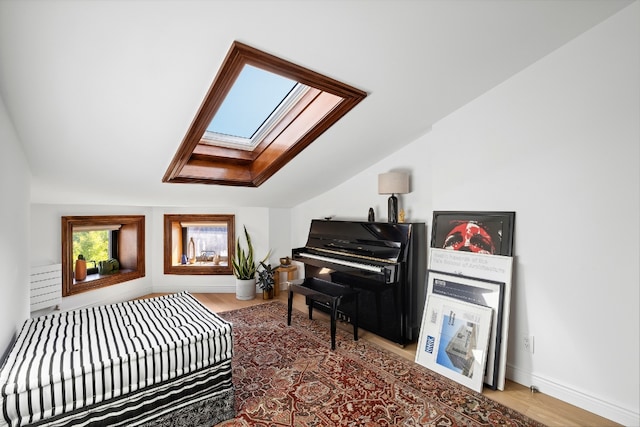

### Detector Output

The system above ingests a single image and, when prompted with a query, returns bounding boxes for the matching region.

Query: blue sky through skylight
[207,65,297,139]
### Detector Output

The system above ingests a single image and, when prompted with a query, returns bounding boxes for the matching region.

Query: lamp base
[388,194,398,223]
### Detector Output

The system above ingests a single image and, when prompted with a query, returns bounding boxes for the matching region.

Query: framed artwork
[428,248,513,390]
[415,294,493,393]
[425,270,505,390]
[430,211,515,256]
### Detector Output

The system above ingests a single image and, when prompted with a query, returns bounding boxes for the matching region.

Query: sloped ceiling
[0,0,633,208]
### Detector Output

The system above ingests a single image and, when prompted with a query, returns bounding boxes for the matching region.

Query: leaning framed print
[430,211,515,256]
[425,270,505,389]
[428,248,513,390]
[415,294,493,392]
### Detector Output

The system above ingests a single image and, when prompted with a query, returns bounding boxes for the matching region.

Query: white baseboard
[151,284,238,294]
[107,287,154,306]
[506,364,639,426]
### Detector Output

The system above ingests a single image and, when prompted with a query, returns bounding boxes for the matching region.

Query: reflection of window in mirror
[62,215,145,296]
[164,214,235,275]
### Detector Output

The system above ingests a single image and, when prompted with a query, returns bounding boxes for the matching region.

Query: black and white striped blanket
[0,292,233,427]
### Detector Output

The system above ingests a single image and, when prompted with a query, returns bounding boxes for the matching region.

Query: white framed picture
[415,294,493,393]
[425,270,504,389]
[428,248,513,390]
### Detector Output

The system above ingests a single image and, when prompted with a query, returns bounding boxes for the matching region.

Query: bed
[0,292,235,427]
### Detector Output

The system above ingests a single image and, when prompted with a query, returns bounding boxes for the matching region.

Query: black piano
[292,219,427,346]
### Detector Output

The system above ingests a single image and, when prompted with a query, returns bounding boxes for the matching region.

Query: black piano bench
[287,277,359,350]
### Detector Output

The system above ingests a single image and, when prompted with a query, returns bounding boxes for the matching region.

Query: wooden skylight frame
[163,41,367,187]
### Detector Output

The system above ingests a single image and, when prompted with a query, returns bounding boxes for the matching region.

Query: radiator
[30,263,62,312]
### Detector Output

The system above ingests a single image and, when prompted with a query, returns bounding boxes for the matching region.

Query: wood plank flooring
[145,292,620,427]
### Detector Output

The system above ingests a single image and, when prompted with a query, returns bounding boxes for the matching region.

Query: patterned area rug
[216,301,544,427]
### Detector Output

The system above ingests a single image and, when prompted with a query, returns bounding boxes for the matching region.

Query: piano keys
[293,251,386,274]
[292,219,427,346]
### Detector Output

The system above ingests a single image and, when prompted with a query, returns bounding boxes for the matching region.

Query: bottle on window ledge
[75,254,87,281]
[187,237,196,264]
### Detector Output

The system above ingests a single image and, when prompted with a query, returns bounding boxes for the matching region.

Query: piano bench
[287,277,359,350]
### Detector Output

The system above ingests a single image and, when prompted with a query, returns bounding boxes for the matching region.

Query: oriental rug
[216,301,544,427]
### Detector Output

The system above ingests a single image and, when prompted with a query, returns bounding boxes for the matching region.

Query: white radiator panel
[30,263,62,312]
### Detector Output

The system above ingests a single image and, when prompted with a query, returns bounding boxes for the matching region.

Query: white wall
[30,204,154,310]
[29,204,279,304]
[0,94,31,359]
[292,4,639,425]
[149,206,273,294]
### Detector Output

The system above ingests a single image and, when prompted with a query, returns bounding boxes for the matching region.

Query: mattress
[0,292,234,427]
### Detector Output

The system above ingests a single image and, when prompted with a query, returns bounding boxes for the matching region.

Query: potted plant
[257,261,276,299]
[232,225,270,300]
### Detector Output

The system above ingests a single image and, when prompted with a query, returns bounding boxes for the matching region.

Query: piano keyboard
[298,252,384,273]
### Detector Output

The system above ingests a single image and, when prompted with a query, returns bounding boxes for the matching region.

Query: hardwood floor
[169,292,619,427]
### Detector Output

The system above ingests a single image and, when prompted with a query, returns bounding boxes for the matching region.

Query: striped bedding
[0,292,234,427]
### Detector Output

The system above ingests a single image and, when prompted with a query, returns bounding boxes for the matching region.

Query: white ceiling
[0,0,633,208]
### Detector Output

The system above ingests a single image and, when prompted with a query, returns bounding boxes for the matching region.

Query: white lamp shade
[378,172,409,195]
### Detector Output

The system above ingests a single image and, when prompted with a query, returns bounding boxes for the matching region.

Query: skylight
[202,64,312,152]
[206,65,297,140]
[163,41,367,187]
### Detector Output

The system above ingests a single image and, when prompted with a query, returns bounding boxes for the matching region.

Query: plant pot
[262,288,274,300]
[235,278,256,300]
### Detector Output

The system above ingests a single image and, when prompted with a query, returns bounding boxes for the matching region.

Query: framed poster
[426,270,504,389]
[427,248,513,390]
[415,294,493,393]
[430,211,515,256]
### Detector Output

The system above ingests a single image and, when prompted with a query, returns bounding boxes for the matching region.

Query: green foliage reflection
[73,231,109,270]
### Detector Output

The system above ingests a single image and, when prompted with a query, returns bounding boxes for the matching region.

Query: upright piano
[292,219,426,346]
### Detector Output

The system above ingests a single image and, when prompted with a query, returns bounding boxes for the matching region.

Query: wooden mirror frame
[62,215,145,296]
[163,214,235,275]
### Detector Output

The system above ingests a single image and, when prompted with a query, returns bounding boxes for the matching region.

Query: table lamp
[378,172,409,223]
